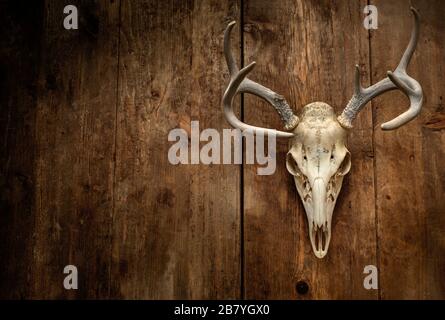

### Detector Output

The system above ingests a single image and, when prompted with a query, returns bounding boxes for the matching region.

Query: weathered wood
[242,0,378,299]
[0,0,444,300]
[0,0,44,299]
[372,0,445,299]
[31,0,120,298]
[111,0,241,299]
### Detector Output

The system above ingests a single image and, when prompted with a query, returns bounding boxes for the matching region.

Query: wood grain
[371,0,445,299]
[242,0,377,299]
[31,0,120,298]
[0,0,444,299]
[0,0,44,299]
[111,0,241,299]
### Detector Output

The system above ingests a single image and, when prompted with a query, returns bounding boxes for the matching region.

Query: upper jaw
[307,177,332,258]
[295,175,337,258]
[309,220,331,258]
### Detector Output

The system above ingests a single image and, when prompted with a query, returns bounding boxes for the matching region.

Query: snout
[312,178,326,228]
[309,177,331,258]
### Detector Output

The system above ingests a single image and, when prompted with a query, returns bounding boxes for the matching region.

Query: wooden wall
[0,0,444,299]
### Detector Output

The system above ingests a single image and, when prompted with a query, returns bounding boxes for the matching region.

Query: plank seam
[109,0,123,299]
[368,0,382,301]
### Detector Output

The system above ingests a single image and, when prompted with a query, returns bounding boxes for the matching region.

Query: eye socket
[286,152,302,177]
[303,155,307,161]
[337,151,352,176]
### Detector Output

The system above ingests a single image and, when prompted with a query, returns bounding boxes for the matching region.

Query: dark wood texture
[0,0,443,299]
[31,0,120,299]
[0,1,44,299]
[111,0,240,299]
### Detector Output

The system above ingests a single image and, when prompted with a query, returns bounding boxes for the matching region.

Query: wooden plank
[31,0,120,298]
[111,0,241,299]
[243,0,378,299]
[372,0,445,299]
[0,1,44,299]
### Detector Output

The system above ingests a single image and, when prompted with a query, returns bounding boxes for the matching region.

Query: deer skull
[222,8,423,258]
[286,102,351,258]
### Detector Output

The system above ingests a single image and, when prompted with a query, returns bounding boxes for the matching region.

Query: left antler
[338,7,423,130]
[223,21,299,138]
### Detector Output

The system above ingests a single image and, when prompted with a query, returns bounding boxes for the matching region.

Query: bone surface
[287,103,350,258]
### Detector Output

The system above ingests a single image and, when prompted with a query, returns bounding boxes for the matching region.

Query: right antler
[338,7,423,130]
[223,21,299,138]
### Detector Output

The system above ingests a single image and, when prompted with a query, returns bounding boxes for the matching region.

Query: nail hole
[296,280,309,295]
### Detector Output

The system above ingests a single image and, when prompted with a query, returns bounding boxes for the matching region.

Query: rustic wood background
[0,0,444,299]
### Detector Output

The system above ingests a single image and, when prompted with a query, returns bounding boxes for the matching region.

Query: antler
[338,7,423,130]
[223,21,299,138]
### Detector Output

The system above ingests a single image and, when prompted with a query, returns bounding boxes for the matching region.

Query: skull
[286,102,351,258]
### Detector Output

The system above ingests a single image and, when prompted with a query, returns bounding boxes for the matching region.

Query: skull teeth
[310,222,331,259]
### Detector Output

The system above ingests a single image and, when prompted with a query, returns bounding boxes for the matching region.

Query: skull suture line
[222,8,423,258]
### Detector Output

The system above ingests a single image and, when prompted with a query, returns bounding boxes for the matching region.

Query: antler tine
[223,21,298,138]
[397,7,420,72]
[338,7,423,131]
[224,21,239,77]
